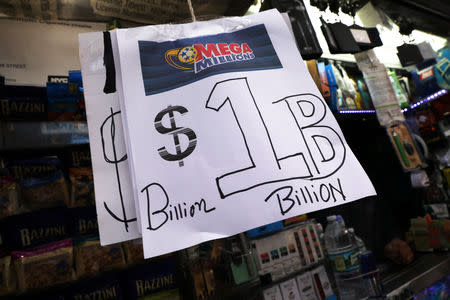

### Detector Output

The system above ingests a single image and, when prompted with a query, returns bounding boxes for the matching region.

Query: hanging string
[186,0,196,22]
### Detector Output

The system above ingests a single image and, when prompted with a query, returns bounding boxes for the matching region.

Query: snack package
[65,274,123,300]
[2,207,70,249]
[123,239,144,265]
[121,256,180,300]
[20,171,68,210]
[68,147,92,168]
[0,85,47,121]
[0,256,15,296]
[0,175,20,218]
[8,157,69,211]
[74,236,126,278]
[69,167,94,207]
[12,239,75,292]
[69,206,98,237]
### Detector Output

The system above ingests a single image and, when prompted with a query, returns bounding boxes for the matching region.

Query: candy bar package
[65,274,123,300]
[8,157,69,211]
[68,167,95,207]
[0,256,15,296]
[121,256,180,300]
[0,85,47,121]
[0,175,20,219]
[69,206,98,237]
[12,239,75,292]
[123,238,144,265]
[74,236,126,278]
[2,207,70,249]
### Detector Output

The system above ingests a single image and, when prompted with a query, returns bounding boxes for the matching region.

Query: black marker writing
[264,178,346,215]
[100,108,137,231]
[206,78,347,199]
[141,182,216,231]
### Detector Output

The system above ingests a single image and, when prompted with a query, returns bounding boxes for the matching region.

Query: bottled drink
[360,251,385,299]
[324,216,368,300]
[348,228,367,254]
[336,215,346,227]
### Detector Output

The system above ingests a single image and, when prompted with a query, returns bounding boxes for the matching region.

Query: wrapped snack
[0,85,47,121]
[121,256,180,300]
[123,239,144,265]
[20,171,68,210]
[64,274,123,300]
[2,207,69,249]
[9,157,68,211]
[0,256,15,296]
[69,206,98,237]
[69,167,94,207]
[74,236,126,278]
[0,175,20,218]
[12,239,75,292]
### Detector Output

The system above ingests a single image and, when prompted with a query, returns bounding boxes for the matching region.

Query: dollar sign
[100,107,137,231]
[154,105,197,167]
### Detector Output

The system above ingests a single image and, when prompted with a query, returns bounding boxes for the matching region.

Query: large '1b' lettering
[273,94,346,180]
[207,78,346,199]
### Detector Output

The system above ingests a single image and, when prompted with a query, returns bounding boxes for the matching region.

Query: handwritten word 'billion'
[141,183,216,231]
[265,178,346,215]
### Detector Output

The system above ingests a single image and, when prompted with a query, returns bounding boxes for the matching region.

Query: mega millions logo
[165,43,255,74]
[139,24,282,95]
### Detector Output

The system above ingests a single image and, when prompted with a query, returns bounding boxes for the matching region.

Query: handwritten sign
[79,31,140,245]
[112,9,376,258]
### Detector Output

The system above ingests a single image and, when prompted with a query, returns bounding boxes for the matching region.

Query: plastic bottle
[360,251,385,299]
[324,215,368,300]
[348,228,367,254]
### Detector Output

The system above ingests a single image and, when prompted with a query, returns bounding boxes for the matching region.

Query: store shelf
[0,121,89,150]
[381,252,450,299]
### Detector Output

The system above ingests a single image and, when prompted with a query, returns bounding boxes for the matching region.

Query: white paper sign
[79,31,140,245]
[115,9,376,258]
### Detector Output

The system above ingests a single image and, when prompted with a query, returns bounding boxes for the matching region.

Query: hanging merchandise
[330,63,350,110]
[271,0,323,60]
[386,121,424,171]
[306,60,323,93]
[388,69,409,109]
[325,63,340,111]
[317,61,331,102]
[354,50,405,126]
[434,45,450,90]
[397,44,423,67]
[320,17,339,54]
[348,25,383,51]
[397,42,437,68]
[320,19,360,54]
[310,0,328,11]
[79,9,376,258]
[411,66,442,99]
[355,77,374,109]
[337,64,359,110]
[348,77,364,110]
